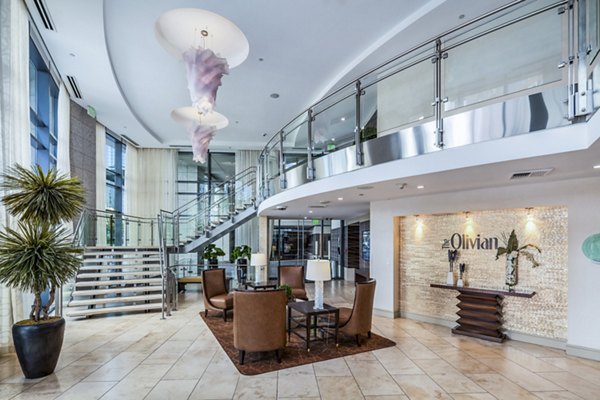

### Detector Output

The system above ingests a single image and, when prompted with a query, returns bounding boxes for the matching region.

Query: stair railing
[168,166,257,247]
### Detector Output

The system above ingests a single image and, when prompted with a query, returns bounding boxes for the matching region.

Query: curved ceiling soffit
[285,0,446,146]
[101,0,164,144]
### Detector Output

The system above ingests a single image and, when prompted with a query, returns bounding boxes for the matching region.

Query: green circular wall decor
[582,233,600,262]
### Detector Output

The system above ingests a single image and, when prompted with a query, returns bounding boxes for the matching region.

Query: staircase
[65,247,164,318]
[164,166,258,254]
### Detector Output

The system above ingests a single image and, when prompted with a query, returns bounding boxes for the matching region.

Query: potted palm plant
[0,165,85,378]
[202,243,225,268]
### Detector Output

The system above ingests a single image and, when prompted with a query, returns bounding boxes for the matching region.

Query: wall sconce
[526,207,534,222]
[464,211,474,236]
[415,215,424,239]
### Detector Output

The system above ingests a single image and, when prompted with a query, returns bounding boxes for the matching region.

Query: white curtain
[234,150,259,250]
[126,148,177,245]
[56,83,70,176]
[95,123,106,245]
[0,0,31,353]
[126,148,177,217]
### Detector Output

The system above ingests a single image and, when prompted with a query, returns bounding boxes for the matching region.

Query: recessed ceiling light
[337,197,343,201]
[309,210,313,214]
[262,133,267,137]
[258,57,264,61]
[594,164,600,169]
[319,200,330,205]
[69,52,76,57]
[270,93,280,99]
[459,14,466,19]
[340,117,346,121]
[331,138,335,142]
[417,185,425,189]
[358,193,364,197]
[235,120,239,124]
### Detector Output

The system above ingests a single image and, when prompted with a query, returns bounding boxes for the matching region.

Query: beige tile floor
[1,281,600,399]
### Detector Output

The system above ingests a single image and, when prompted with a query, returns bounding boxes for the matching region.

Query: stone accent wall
[69,101,96,210]
[399,206,568,340]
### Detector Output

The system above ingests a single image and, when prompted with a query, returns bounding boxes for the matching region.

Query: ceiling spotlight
[340,117,346,121]
[337,197,343,201]
[417,185,425,189]
[262,133,267,137]
[258,57,264,61]
[270,93,280,99]
[459,14,466,19]
[309,210,313,214]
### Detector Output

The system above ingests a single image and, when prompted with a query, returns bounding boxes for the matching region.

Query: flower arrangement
[495,229,541,288]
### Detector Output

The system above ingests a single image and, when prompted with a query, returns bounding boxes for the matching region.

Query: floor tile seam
[342,355,367,399]
[538,370,600,390]
[185,347,220,400]
[535,361,600,386]
[475,357,573,391]
[13,359,105,399]
[67,380,118,400]
[420,367,487,395]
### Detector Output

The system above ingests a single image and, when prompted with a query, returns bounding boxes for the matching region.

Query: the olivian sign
[442,233,499,251]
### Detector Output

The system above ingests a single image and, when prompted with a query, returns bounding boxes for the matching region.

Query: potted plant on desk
[0,165,85,378]
[496,229,541,290]
[231,245,251,282]
[202,243,225,269]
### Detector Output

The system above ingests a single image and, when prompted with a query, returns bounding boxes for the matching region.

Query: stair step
[67,294,163,307]
[83,250,159,257]
[66,303,163,317]
[75,278,162,288]
[77,271,161,279]
[72,286,162,297]
[80,264,162,271]
[84,246,159,251]
[82,257,160,264]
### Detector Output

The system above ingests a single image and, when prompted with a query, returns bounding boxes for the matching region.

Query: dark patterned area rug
[200,312,396,375]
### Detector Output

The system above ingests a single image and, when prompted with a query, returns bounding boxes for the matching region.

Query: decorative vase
[446,271,455,285]
[505,252,518,290]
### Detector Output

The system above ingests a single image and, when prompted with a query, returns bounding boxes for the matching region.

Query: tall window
[29,38,58,172]
[105,134,126,212]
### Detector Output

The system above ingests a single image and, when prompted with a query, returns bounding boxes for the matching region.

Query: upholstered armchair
[202,268,233,321]
[233,289,287,364]
[278,266,308,300]
[337,279,376,346]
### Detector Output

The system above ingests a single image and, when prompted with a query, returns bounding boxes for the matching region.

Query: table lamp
[306,259,331,309]
[250,253,267,282]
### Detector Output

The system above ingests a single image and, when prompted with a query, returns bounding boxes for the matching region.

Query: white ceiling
[31,0,514,149]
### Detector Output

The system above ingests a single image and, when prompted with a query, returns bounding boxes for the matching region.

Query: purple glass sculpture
[183,47,229,114]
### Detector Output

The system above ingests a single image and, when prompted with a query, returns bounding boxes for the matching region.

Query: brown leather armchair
[202,268,233,321]
[233,289,287,364]
[337,280,376,346]
[278,266,308,300]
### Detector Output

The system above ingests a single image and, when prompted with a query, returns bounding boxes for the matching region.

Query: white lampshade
[306,260,331,281]
[250,253,266,266]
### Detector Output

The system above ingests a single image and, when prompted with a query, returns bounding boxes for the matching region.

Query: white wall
[370,176,600,355]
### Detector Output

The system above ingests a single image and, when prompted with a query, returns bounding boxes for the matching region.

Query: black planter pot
[12,317,65,379]
[207,259,219,269]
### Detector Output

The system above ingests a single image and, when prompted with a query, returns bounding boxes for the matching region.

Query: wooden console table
[430,284,535,343]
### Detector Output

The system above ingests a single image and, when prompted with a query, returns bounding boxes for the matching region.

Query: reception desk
[430,284,536,342]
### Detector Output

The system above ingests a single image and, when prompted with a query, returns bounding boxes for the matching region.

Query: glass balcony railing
[257,0,600,199]
[73,209,159,248]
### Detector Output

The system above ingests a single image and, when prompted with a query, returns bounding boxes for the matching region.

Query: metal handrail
[255,0,572,191]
